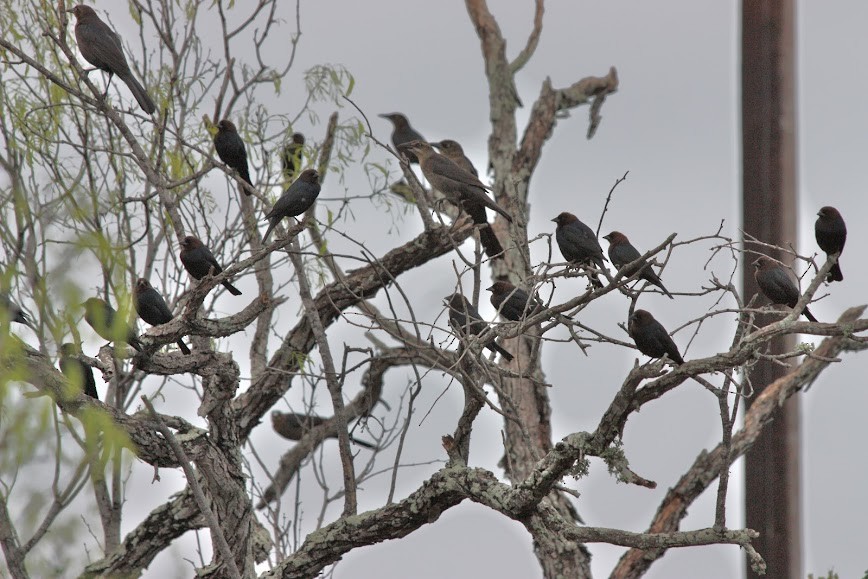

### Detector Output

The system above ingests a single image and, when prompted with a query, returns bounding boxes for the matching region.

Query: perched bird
[271,411,375,449]
[133,278,191,355]
[59,343,99,400]
[82,297,143,352]
[179,236,242,296]
[280,132,305,182]
[433,140,478,176]
[403,140,512,259]
[815,206,846,283]
[67,5,156,114]
[214,119,253,196]
[379,113,425,163]
[552,212,606,288]
[628,309,684,365]
[445,293,513,361]
[487,281,546,322]
[262,168,321,243]
[603,231,673,299]
[1,294,35,329]
[753,256,818,322]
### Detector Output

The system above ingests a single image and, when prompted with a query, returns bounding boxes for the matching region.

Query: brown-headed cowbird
[1,294,35,329]
[815,206,846,283]
[445,293,513,361]
[271,411,375,449]
[379,113,425,163]
[133,278,191,355]
[487,280,546,322]
[552,212,606,288]
[214,119,253,196]
[628,309,684,365]
[60,343,99,400]
[433,140,478,176]
[280,132,305,182]
[603,231,673,299]
[179,236,242,296]
[404,140,512,259]
[68,5,155,114]
[82,297,143,352]
[753,256,818,322]
[262,168,322,243]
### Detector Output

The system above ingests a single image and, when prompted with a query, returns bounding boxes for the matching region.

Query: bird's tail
[803,306,818,323]
[222,281,242,296]
[489,341,514,362]
[120,73,156,114]
[350,436,376,449]
[479,225,505,259]
[827,262,843,283]
[177,340,192,355]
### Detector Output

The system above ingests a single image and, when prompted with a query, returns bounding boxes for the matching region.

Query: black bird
[281,132,305,182]
[445,293,513,361]
[262,168,322,243]
[628,309,684,365]
[552,212,606,288]
[487,281,545,322]
[271,411,375,449]
[433,140,478,176]
[1,294,35,329]
[815,206,846,283]
[603,231,673,299]
[68,5,156,114]
[753,256,818,322]
[82,297,143,352]
[179,236,242,296]
[133,278,191,355]
[380,113,425,163]
[59,343,99,400]
[214,119,253,196]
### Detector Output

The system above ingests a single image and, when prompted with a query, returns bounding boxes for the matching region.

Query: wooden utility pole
[741,1,801,578]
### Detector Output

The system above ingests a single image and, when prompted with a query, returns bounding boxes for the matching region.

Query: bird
[1,294,35,329]
[81,297,143,352]
[213,119,253,196]
[67,5,156,114]
[444,293,513,361]
[432,140,478,176]
[262,168,321,243]
[815,206,846,283]
[179,236,242,296]
[403,140,512,259]
[603,231,673,299]
[59,343,99,400]
[552,212,606,288]
[487,281,547,322]
[379,113,425,163]
[271,411,375,449]
[628,309,684,365]
[280,132,305,182]
[133,278,191,355]
[753,256,818,322]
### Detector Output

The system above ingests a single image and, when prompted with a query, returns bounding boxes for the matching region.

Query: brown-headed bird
[815,206,846,283]
[445,293,513,361]
[603,231,673,299]
[214,119,253,196]
[1,294,35,329]
[271,411,375,449]
[68,5,155,114]
[753,256,818,322]
[179,236,242,296]
[262,168,322,243]
[82,297,143,352]
[379,113,425,163]
[59,343,99,400]
[628,309,684,365]
[404,140,512,259]
[133,278,191,355]
[433,140,478,176]
[281,132,305,181]
[553,212,606,288]
[487,280,549,322]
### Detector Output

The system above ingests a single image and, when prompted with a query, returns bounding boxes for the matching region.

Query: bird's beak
[485,285,494,291]
[378,114,389,119]
[550,217,557,223]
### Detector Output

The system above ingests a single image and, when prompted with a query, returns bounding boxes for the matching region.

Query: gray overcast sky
[112,1,868,577]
